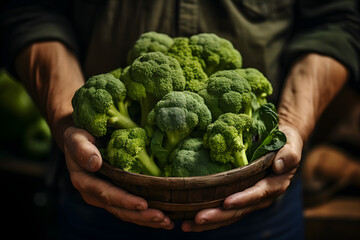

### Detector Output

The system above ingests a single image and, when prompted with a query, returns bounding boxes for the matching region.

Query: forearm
[278,53,348,142]
[15,41,85,151]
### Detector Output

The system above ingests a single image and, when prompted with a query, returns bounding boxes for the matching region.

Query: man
[1,0,359,239]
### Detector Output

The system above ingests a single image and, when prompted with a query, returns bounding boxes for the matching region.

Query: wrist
[278,53,347,143]
[15,41,85,151]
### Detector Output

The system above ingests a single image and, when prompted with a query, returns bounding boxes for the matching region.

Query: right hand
[63,126,174,229]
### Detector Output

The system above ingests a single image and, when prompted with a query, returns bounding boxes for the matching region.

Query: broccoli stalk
[106,128,161,176]
[164,129,193,152]
[107,101,137,129]
[232,134,249,167]
[204,113,253,168]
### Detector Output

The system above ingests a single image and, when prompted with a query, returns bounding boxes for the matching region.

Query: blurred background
[0,67,359,239]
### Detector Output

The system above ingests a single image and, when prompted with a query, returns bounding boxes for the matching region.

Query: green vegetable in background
[0,68,52,159]
[23,117,52,158]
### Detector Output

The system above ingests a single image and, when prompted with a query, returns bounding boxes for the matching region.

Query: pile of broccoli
[71,31,286,177]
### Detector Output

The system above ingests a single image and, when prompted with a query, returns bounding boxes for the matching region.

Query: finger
[71,170,149,211]
[273,125,303,174]
[223,172,294,209]
[182,200,271,232]
[64,127,102,172]
[104,206,174,230]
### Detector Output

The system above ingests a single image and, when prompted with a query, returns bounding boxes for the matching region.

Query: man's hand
[182,53,347,232]
[15,41,174,230]
[63,126,174,229]
[181,125,302,232]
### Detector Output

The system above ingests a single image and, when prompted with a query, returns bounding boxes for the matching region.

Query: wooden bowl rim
[99,151,276,190]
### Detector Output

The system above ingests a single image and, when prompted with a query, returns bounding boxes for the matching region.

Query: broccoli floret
[106,128,161,176]
[189,33,242,76]
[203,113,253,167]
[127,31,174,64]
[166,137,232,177]
[109,67,122,79]
[198,70,252,120]
[166,37,208,92]
[72,73,137,137]
[235,68,273,106]
[148,91,212,164]
[121,52,186,127]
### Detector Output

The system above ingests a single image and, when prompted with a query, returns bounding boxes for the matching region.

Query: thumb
[63,126,103,172]
[273,125,303,174]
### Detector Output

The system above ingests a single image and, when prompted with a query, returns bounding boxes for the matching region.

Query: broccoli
[235,68,273,106]
[166,37,208,92]
[247,103,286,162]
[203,113,253,167]
[166,137,232,177]
[198,70,253,120]
[127,31,174,64]
[121,52,186,127]
[148,91,212,165]
[72,73,137,137]
[105,127,161,176]
[109,67,122,79]
[189,33,242,76]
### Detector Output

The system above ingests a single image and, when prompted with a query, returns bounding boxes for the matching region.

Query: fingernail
[275,159,285,173]
[152,216,162,223]
[199,219,208,225]
[160,221,168,227]
[225,204,235,210]
[136,204,146,211]
[88,155,99,171]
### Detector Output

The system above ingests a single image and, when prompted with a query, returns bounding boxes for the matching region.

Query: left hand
[181,125,303,232]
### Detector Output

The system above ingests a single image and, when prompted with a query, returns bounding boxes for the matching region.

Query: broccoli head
[198,70,253,120]
[166,37,208,92]
[189,33,242,76]
[109,67,122,79]
[121,52,186,126]
[106,127,161,176]
[148,91,212,164]
[203,113,253,167]
[72,73,137,137]
[235,68,273,106]
[166,137,232,177]
[127,31,174,64]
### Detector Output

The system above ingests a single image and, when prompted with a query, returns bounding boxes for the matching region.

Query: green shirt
[1,0,359,103]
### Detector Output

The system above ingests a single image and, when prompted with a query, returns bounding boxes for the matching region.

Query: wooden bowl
[99,151,276,220]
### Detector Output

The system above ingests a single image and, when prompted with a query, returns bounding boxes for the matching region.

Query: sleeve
[0,1,79,76]
[282,0,360,86]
